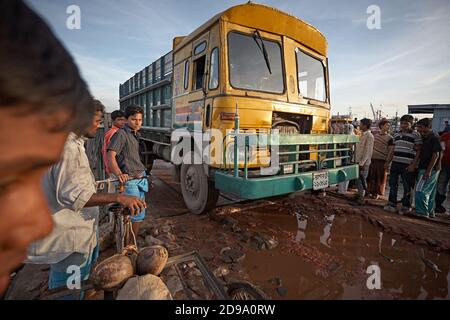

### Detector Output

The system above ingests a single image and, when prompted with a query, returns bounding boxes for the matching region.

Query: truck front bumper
[214,164,359,200]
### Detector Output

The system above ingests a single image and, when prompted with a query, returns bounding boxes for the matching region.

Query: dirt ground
[5,160,450,300]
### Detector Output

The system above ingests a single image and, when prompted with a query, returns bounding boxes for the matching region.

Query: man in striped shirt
[384,115,422,214]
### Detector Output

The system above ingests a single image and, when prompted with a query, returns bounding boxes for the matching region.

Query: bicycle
[96,176,151,256]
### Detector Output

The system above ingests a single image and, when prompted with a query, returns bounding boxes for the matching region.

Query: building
[408,104,450,132]
[119,52,173,129]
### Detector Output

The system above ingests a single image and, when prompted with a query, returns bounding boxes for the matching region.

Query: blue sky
[27,0,450,118]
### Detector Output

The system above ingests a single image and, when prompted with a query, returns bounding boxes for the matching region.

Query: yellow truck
[119,2,359,214]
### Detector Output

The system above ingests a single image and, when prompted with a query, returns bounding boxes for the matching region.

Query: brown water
[242,209,450,300]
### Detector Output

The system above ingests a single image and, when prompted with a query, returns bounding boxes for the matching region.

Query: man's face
[85,111,103,138]
[127,113,143,131]
[0,106,71,295]
[400,121,412,131]
[381,122,390,132]
[113,116,127,129]
[417,124,429,136]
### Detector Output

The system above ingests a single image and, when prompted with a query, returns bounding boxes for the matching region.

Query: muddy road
[5,160,450,300]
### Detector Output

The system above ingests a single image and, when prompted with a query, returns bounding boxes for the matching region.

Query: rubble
[213,265,230,278]
[220,248,246,263]
[144,235,164,247]
[251,233,279,250]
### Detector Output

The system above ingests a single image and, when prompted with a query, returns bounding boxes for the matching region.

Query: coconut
[91,254,134,290]
[136,245,168,276]
[116,274,173,300]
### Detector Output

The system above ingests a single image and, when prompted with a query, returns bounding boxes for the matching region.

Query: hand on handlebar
[117,173,130,184]
[117,194,147,216]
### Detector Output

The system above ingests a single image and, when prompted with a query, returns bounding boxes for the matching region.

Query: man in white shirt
[28,101,146,299]
[355,118,375,204]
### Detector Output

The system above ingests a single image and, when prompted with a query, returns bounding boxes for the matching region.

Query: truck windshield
[296,48,326,102]
[228,31,284,94]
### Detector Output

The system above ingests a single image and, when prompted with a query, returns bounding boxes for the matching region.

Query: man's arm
[107,150,129,183]
[107,131,129,183]
[384,145,395,171]
[408,133,422,172]
[423,152,440,180]
[360,134,374,167]
[85,192,146,216]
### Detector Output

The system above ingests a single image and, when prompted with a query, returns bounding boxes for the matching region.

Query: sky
[27,0,450,118]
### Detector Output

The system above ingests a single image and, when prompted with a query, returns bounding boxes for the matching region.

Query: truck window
[194,41,207,55]
[228,31,284,94]
[183,60,190,90]
[193,55,206,90]
[296,48,326,102]
[209,47,219,89]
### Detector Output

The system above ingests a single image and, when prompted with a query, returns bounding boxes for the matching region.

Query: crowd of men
[343,116,449,218]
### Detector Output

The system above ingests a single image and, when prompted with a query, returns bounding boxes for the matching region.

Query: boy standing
[103,110,127,175]
[107,105,148,236]
[355,118,374,204]
[414,118,442,218]
[435,131,450,214]
[384,115,422,214]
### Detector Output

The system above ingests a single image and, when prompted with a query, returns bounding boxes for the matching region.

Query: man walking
[355,118,374,204]
[103,110,127,175]
[107,105,148,236]
[436,130,450,214]
[413,118,442,218]
[28,101,146,299]
[384,115,422,214]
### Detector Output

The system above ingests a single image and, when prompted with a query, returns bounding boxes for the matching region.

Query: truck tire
[180,164,219,215]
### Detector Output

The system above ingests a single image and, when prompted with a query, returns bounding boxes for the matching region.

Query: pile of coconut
[91,245,172,300]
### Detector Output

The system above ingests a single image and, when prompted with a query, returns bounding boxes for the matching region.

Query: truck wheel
[180,164,219,215]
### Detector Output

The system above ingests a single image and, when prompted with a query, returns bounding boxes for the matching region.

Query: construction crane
[370,103,377,121]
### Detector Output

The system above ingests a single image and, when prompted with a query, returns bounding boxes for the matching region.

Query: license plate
[313,171,329,190]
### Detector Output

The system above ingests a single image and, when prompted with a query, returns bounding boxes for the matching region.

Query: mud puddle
[241,207,450,300]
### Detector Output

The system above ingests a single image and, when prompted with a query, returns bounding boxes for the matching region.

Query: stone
[156,232,177,244]
[186,268,202,278]
[269,277,282,287]
[232,225,242,233]
[165,276,184,295]
[220,247,232,255]
[251,235,267,250]
[230,264,244,273]
[152,228,160,237]
[144,235,164,247]
[199,249,215,262]
[220,248,246,263]
[264,237,279,250]
[327,261,343,273]
[160,225,172,233]
[91,254,134,290]
[116,274,173,300]
[222,216,238,227]
[213,266,230,278]
[251,233,278,250]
